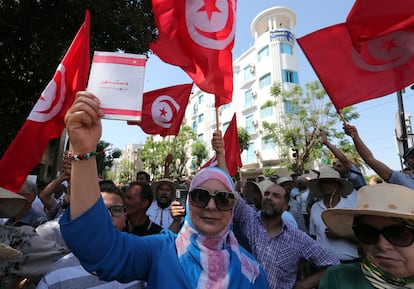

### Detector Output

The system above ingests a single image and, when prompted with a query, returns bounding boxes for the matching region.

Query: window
[282,70,299,84]
[197,134,204,141]
[198,113,204,123]
[258,46,269,63]
[192,121,197,131]
[245,89,254,107]
[245,142,255,163]
[284,100,297,114]
[221,103,230,110]
[243,65,255,82]
[280,43,293,55]
[246,115,254,133]
[193,103,198,115]
[223,121,230,132]
[262,139,273,151]
[198,94,204,104]
[260,106,273,118]
[259,73,271,89]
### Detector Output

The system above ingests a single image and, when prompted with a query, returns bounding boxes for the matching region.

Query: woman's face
[189,179,233,236]
[359,215,414,278]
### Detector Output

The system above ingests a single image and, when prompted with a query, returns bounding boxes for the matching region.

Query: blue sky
[101,0,413,173]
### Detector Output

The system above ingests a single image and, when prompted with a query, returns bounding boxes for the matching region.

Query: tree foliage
[96,140,121,178]
[0,0,156,156]
[237,127,250,153]
[261,81,360,174]
[191,141,208,170]
[139,126,196,180]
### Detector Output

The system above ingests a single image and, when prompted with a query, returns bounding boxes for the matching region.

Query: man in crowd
[124,181,162,236]
[146,178,176,228]
[37,184,145,289]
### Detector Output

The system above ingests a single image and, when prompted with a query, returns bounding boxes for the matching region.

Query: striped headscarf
[175,167,260,289]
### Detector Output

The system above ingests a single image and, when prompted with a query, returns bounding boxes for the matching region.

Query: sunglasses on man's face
[107,205,126,217]
[189,188,235,211]
[352,223,414,247]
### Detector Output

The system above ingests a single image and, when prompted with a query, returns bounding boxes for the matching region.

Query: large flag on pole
[201,113,242,176]
[150,0,236,107]
[127,83,193,136]
[346,0,414,50]
[0,11,90,192]
[297,21,414,111]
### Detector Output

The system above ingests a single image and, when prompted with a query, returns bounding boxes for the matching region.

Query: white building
[185,6,299,179]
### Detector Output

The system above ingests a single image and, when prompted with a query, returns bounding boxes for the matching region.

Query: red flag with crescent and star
[0,11,90,192]
[150,0,236,108]
[127,83,193,136]
[297,0,414,111]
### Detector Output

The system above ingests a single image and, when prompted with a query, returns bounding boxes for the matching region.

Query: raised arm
[211,130,229,174]
[320,130,352,172]
[64,91,103,219]
[344,124,392,181]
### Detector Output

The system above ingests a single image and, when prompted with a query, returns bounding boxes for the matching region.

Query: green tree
[118,159,134,184]
[192,141,208,170]
[0,0,156,156]
[238,127,250,153]
[95,140,121,178]
[261,81,359,174]
[139,126,197,180]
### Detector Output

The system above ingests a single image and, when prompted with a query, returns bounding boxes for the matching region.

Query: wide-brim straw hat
[0,187,27,218]
[322,183,414,240]
[151,178,177,194]
[307,167,354,197]
[244,181,261,196]
[0,243,23,260]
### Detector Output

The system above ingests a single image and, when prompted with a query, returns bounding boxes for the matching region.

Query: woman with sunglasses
[320,183,414,288]
[60,92,269,289]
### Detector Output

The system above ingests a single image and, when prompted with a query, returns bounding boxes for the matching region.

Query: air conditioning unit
[254,150,260,156]
[249,64,256,73]
[252,120,258,126]
[251,91,257,97]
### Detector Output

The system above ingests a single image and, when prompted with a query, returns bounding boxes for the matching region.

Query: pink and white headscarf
[175,167,260,289]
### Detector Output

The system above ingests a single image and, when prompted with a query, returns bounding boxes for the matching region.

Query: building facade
[185,6,299,179]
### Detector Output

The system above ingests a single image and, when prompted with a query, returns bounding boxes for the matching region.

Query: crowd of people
[2,91,414,289]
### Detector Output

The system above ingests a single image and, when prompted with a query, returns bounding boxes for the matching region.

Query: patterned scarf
[175,167,260,289]
[362,259,414,289]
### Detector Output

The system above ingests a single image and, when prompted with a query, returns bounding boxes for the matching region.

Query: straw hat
[307,167,354,197]
[322,183,414,240]
[151,178,177,193]
[244,180,277,197]
[0,187,27,218]
[0,243,23,260]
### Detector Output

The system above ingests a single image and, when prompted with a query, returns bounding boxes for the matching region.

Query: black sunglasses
[352,223,414,247]
[189,188,235,211]
[107,205,126,217]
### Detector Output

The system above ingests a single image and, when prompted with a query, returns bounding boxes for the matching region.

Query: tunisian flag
[0,11,90,192]
[127,83,193,136]
[346,0,414,50]
[201,113,242,176]
[150,0,236,107]
[297,22,414,111]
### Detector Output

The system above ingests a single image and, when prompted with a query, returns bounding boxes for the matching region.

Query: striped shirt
[36,253,145,289]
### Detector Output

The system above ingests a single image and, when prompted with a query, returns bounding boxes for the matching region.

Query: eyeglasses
[107,205,126,217]
[352,223,414,247]
[189,188,235,211]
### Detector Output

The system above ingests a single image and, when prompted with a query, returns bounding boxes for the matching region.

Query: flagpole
[215,107,220,132]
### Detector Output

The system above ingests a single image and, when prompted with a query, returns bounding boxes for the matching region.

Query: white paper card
[87,51,146,121]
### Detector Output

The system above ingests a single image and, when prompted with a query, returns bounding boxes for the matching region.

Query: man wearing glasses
[37,183,145,289]
[320,183,414,288]
[211,132,339,289]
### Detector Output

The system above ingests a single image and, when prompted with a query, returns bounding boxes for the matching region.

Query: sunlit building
[185,6,299,179]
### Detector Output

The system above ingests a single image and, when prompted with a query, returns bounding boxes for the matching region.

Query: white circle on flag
[185,0,236,50]
[352,30,414,72]
[151,95,180,128]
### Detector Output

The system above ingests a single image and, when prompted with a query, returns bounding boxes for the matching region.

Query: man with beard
[146,179,177,228]
[233,181,339,289]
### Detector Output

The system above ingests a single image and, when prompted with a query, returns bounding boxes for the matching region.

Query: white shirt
[146,201,173,229]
